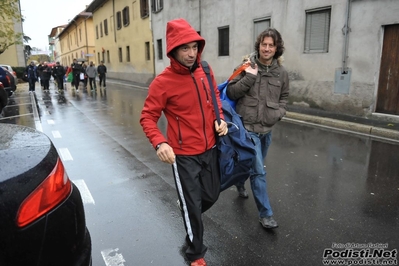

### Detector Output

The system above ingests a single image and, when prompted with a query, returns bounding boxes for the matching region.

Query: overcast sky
[20,0,93,50]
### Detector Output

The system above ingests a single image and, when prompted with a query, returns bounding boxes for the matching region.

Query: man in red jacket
[140,18,227,266]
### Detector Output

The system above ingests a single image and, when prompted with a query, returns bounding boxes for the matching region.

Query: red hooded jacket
[140,18,224,156]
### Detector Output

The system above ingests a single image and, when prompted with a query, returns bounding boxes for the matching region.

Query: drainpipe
[113,0,116,43]
[84,14,91,57]
[342,0,352,74]
[150,2,156,79]
[199,0,202,33]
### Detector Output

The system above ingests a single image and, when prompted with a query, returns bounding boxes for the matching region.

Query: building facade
[151,0,399,118]
[86,0,154,84]
[58,12,95,67]
[48,26,66,63]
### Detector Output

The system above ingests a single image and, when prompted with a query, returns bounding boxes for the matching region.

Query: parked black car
[0,124,92,266]
[0,67,16,97]
[0,82,7,113]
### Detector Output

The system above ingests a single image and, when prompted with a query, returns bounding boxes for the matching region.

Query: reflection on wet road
[1,81,398,266]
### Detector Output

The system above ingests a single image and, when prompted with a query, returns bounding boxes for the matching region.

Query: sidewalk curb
[284,111,399,141]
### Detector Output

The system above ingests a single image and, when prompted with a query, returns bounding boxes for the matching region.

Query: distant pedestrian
[40,62,52,92]
[81,62,88,90]
[52,62,66,92]
[37,61,44,88]
[86,61,97,91]
[71,59,83,92]
[25,61,38,93]
[97,61,107,88]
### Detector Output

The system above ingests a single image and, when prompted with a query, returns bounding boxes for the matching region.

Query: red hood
[166,18,205,62]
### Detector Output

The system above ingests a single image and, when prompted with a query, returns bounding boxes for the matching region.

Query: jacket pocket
[237,97,258,123]
[267,79,282,101]
[262,101,281,127]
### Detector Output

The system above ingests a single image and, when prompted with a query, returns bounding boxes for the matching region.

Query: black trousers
[56,76,64,90]
[99,74,106,87]
[88,77,96,90]
[28,78,36,91]
[172,147,220,261]
[42,79,50,90]
[73,73,80,90]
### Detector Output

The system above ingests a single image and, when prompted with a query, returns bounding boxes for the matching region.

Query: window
[96,25,99,39]
[100,22,103,37]
[157,39,163,60]
[79,28,82,41]
[122,6,130,26]
[104,19,108,35]
[140,0,149,18]
[107,50,110,63]
[218,26,229,56]
[126,46,130,62]
[151,0,163,12]
[304,7,331,53]
[97,52,100,64]
[119,48,123,62]
[102,50,105,62]
[254,18,270,46]
[145,42,150,60]
[116,11,122,30]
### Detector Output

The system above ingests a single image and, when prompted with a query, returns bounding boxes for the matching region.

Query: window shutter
[305,9,330,53]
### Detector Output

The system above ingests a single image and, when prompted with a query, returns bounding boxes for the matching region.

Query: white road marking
[35,121,43,132]
[72,179,95,205]
[47,119,55,125]
[58,148,73,161]
[52,130,62,138]
[101,248,126,266]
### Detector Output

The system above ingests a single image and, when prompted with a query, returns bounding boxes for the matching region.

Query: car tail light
[5,75,10,86]
[16,158,72,227]
[13,71,16,76]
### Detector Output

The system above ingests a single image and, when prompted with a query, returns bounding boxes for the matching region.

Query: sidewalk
[284,105,399,142]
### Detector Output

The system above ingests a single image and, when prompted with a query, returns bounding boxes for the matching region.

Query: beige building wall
[89,0,154,84]
[58,13,95,67]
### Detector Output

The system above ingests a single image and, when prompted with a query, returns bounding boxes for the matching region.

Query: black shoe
[236,185,248,198]
[259,216,278,229]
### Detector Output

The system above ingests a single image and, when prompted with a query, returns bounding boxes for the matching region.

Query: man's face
[175,42,198,68]
[258,36,276,65]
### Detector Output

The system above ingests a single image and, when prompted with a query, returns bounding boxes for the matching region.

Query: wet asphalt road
[1,81,398,266]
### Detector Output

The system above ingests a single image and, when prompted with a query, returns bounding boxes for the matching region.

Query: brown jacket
[227,55,289,133]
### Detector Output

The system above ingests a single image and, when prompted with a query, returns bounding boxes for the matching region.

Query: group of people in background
[25,59,107,93]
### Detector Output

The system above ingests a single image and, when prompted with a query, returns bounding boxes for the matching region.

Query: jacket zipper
[201,78,210,103]
[176,116,183,149]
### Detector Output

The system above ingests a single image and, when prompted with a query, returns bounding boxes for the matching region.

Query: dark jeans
[42,79,50,90]
[56,76,64,90]
[73,73,80,90]
[88,77,96,90]
[99,74,106,87]
[28,78,36,91]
